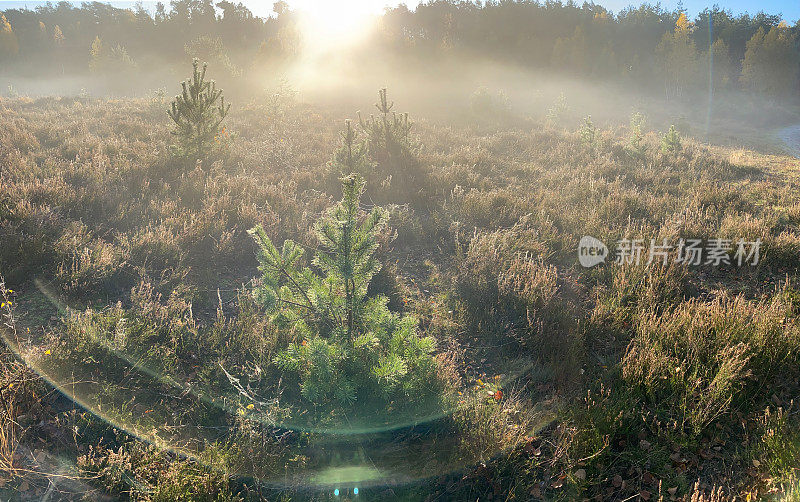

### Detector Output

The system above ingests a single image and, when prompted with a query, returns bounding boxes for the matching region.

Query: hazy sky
[1,0,798,23]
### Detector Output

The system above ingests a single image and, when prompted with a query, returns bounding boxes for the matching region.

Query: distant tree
[51,24,65,74]
[255,24,300,68]
[89,35,103,73]
[184,35,241,78]
[168,59,231,161]
[657,13,700,99]
[89,35,136,77]
[551,25,589,73]
[273,1,290,17]
[0,14,19,60]
[709,38,733,91]
[593,42,619,77]
[741,23,800,97]
[52,24,64,48]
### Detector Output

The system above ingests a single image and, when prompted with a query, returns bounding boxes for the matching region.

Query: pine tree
[89,36,103,73]
[545,92,568,127]
[52,24,65,74]
[741,24,799,98]
[248,175,437,406]
[52,25,64,47]
[656,13,699,99]
[661,124,681,155]
[579,115,596,148]
[358,88,412,166]
[0,15,19,61]
[628,111,646,158]
[332,119,371,176]
[167,58,230,161]
[355,88,423,203]
[709,38,732,91]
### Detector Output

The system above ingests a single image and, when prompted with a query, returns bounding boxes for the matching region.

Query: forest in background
[0,0,798,102]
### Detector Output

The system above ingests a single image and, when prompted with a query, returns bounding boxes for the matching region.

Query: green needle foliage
[579,115,596,149]
[332,119,372,177]
[545,92,568,127]
[248,174,437,407]
[168,58,230,162]
[661,124,681,155]
[359,88,412,165]
[628,111,646,158]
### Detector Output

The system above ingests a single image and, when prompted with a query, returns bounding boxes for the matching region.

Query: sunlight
[295,0,380,50]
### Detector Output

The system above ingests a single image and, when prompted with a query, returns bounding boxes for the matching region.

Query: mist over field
[1,1,800,501]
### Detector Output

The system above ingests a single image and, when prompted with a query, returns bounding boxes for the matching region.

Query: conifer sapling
[168,58,230,161]
[661,124,681,155]
[580,115,596,148]
[248,175,436,407]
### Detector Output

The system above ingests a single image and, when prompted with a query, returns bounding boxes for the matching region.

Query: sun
[293,0,381,49]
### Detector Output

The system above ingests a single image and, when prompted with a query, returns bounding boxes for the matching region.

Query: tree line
[0,1,798,99]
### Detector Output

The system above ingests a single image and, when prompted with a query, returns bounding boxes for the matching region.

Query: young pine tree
[168,58,230,161]
[359,88,413,167]
[628,111,646,158]
[332,119,371,176]
[248,175,436,407]
[545,92,568,127]
[354,88,426,204]
[579,115,596,149]
[661,124,681,155]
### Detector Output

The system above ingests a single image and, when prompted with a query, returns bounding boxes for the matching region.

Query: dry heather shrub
[55,221,125,293]
[54,281,200,374]
[764,229,800,268]
[754,406,800,487]
[78,441,241,501]
[452,389,533,464]
[688,481,730,502]
[453,217,583,381]
[447,187,536,230]
[623,291,800,435]
[455,223,561,336]
[591,262,689,330]
[0,280,43,480]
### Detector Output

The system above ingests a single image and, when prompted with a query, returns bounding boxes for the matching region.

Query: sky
[0,0,798,23]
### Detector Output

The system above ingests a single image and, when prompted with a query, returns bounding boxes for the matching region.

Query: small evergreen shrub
[545,92,568,126]
[359,88,412,165]
[331,119,372,177]
[470,86,511,123]
[168,58,230,162]
[628,111,646,158]
[661,124,681,155]
[248,175,437,408]
[579,115,596,148]
[340,88,427,206]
